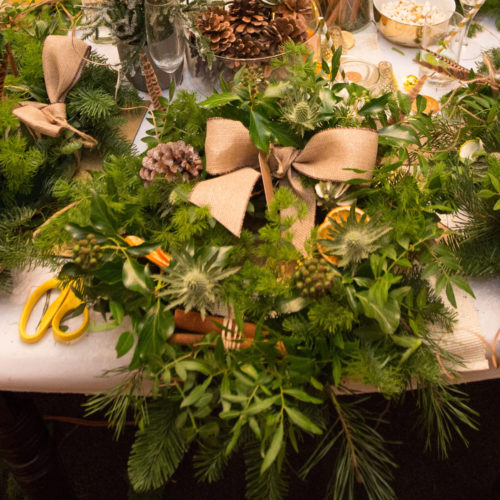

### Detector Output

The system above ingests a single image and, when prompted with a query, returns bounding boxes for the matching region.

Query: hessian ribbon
[13,35,97,147]
[189,118,378,253]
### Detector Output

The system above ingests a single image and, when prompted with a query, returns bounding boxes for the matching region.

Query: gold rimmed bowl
[373,0,455,47]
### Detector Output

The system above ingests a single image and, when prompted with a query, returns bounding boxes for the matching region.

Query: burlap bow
[189,118,379,253]
[13,35,97,147]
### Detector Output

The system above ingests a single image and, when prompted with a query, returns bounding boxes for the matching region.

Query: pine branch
[416,382,478,459]
[328,391,396,500]
[193,439,230,483]
[84,369,148,439]
[67,87,118,124]
[244,439,289,500]
[128,400,187,492]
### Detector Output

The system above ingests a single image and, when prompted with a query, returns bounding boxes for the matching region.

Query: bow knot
[189,118,378,253]
[268,145,301,179]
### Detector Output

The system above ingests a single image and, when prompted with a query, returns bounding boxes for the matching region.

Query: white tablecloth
[1,17,499,393]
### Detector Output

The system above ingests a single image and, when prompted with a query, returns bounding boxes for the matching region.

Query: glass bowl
[184,2,322,96]
[341,58,380,90]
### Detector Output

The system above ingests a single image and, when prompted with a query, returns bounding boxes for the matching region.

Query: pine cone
[197,7,236,54]
[140,141,203,185]
[272,14,308,43]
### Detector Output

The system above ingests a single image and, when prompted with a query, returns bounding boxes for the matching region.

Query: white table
[1,17,500,394]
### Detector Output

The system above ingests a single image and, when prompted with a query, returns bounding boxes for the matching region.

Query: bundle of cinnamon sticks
[170,309,286,354]
[319,0,369,30]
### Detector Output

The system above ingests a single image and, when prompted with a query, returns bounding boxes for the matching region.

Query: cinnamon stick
[174,309,265,339]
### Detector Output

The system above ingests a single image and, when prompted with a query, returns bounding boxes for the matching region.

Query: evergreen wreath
[0,1,141,290]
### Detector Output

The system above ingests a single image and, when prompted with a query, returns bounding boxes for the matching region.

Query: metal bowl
[373,0,455,47]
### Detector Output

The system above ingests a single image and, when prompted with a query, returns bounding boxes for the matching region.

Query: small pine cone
[272,14,308,43]
[276,0,313,16]
[140,141,203,185]
[197,7,236,54]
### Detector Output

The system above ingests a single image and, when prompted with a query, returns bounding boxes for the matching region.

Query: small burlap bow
[189,118,378,253]
[13,35,97,147]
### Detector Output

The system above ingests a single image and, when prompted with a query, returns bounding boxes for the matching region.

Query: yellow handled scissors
[19,277,89,343]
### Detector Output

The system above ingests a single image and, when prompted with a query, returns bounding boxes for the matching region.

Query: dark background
[1,378,500,500]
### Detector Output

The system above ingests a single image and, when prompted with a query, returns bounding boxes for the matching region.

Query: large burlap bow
[13,35,97,147]
[189,118,379,253]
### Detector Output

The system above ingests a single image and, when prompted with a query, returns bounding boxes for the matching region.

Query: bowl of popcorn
[373,0,455,47]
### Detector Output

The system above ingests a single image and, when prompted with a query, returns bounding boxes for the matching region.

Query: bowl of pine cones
[186,0,321,93]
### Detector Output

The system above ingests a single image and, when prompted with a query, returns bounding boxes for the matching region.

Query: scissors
[19,277,89,343]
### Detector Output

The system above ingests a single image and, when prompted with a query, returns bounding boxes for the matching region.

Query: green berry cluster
[72,234,103,270]
[293,256,337,299]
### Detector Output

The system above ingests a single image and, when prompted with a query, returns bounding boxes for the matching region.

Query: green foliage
[0,136,44,197]
[416,383,479,459]
[30,38,496,500]
[144,90,212,152]
[128,400,187,492]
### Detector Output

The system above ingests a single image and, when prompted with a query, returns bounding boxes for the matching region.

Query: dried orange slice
[317,206,367,266]
[124,235,171,268]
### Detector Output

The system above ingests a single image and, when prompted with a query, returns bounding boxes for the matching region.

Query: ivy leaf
[65,223,103,241]
[116,331,134,357]
[122,258,153,295]
[284,407,322,435]
[96,261,123,284]
[249,109,272,152]
[378,124,420,145]
[359,94,391,116]
[260,421,283,474]
[199,92,241,108]
[130,303,174,369]
[89,193,118,235]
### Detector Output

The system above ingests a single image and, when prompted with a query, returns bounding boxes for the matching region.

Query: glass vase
[320,0,372,32]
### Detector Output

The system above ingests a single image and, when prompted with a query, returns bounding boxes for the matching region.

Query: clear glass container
[341,58,380,90]
[184,2,322,96]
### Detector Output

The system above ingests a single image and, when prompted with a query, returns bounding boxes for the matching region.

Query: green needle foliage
[128,400,187,492]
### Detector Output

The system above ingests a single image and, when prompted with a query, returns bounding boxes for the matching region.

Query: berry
[293,256,338,299]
